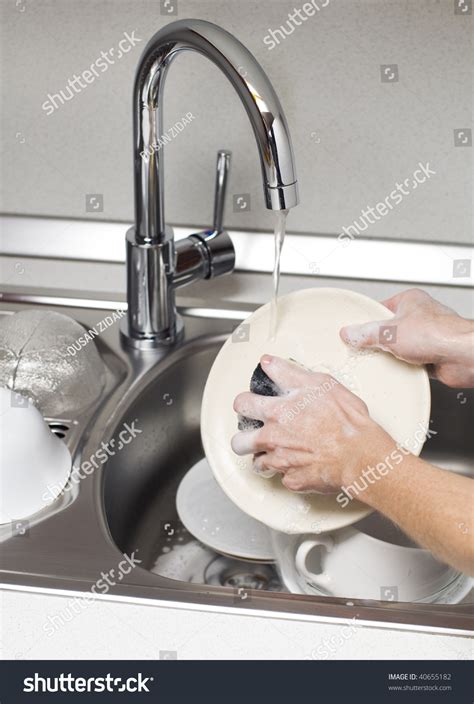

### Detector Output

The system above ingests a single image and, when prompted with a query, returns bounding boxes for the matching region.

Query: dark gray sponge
[237,363,283,431]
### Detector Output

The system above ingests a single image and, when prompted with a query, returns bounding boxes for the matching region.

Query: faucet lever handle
[212,150,231,234]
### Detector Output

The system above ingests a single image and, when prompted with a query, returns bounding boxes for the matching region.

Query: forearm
[356,453,474,575]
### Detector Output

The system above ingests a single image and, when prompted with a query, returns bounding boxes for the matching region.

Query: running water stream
[269,209,289,340]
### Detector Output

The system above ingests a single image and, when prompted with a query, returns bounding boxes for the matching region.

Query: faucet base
[119,315,184,350]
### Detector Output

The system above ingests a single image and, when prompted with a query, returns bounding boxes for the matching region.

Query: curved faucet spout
[133,19,299,243]
[123,19,299,348]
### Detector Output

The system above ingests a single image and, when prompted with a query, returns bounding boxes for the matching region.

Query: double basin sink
[0,294,472,634]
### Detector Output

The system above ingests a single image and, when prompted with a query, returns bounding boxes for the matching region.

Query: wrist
[340,421,397,495]
[431,315,473,364]
[433,317,474,387]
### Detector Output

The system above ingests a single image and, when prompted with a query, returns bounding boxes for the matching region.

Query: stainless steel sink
[0,294,472,635]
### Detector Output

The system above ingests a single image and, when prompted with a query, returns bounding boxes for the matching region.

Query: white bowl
[0,387,71,524]
[201,287,430,534]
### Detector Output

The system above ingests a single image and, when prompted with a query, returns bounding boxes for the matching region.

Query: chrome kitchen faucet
[121,19,299,349]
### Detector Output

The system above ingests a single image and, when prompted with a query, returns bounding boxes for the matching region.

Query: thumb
[340,320,393,350]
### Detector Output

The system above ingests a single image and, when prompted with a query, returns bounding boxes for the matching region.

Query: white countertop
[1,589,472,660]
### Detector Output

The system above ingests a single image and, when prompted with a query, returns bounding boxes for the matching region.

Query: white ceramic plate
[201,288,431,535]
[176,458,275,562]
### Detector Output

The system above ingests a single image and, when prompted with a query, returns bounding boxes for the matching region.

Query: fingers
[264,447,310,469]
[231,425,286,455]
[233,442,329,493]
[340,290,422,349]
[252,449,312,478]
[260,354,309,391]
[339,320,383,349]
[252,454,278,478]
[382,288,434,313]
[281,469,327,494]
[381,292,406,313]
[233,391,276,421]
[281,470,310,492]
[231,429,261,456]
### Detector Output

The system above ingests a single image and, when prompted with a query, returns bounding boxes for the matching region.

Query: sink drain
[47,421,71,439]
[204,555,282,591]
[151,540,286,592]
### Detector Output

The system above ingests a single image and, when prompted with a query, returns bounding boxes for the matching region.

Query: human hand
[231,355,393,494]
[340,289,474,388]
